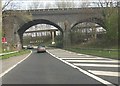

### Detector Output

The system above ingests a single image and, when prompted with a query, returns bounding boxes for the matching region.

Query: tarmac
[1,53,31,74]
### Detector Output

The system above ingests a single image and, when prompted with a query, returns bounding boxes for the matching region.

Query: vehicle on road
[27,45,33,49]
[37,45,46,53]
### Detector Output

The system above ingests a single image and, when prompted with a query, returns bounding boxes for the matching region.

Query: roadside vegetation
[0,49,31,59]
[65,7,119,60]
[66,47,118,60]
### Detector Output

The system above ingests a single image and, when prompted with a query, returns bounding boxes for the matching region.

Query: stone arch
[70,17,106,45]
[17,19,63,47]
[71,17,105,30]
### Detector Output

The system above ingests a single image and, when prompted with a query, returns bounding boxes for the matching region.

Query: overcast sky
[2,0,118,10]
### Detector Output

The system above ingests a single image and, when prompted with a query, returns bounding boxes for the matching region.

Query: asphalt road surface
[2,50,107,85]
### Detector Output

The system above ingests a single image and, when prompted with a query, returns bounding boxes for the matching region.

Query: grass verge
[66,48,119,60]
[0,50,31,59]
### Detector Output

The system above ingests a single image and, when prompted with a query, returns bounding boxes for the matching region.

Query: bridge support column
[14,32,22,50]
[63,21,71,49]
[50,31,56,45]
[13,23,22,50]
[3,16,22,51]
[51,31,56,44]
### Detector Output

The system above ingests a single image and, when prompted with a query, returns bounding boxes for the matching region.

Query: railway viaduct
[2,7,105,50]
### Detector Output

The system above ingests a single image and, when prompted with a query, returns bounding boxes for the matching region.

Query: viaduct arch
[2,8,105,50]
[18,19,63,47]
[71,17,105,30]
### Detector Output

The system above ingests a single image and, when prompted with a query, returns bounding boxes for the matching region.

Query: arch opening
[17,19,63,48]
[71,20,106,46]
[71,18,105,30]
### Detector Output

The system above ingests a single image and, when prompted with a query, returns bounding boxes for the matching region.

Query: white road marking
[0,50,32,78]
[74,63,119,67]
[66,60,119,63]
[78,54,118,61]
[77,54,85,55]
[57,56,82,57]
[46,50,115,86]
[85,55,94,57]
[88,70,120,77]
[61,57,106,60]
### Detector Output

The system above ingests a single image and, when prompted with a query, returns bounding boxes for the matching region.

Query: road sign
[2,37,7,43]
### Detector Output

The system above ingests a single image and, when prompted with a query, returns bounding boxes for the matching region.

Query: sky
[2,0,118,10]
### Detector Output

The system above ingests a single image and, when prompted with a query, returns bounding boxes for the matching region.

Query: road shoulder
[1,51,32,74]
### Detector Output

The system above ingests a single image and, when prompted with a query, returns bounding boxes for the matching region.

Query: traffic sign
[2,37,6,43]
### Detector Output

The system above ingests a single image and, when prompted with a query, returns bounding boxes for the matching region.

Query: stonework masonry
[2,8,106,50]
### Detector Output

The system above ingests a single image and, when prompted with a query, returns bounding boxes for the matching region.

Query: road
[47,49,119,85]
[2,49,119,85]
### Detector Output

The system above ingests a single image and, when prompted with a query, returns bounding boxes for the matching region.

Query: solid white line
[88,70,120,77]
[74,63,119,67]
[0,50,32,78]
[77,54,85,55]
[46,50,115,85]
[61,57,106,60]
[66,60,120,63]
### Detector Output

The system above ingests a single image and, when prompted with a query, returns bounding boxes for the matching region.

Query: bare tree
[28,0,45,10]
[2,0,14,11]
[92,0,118,44]
[28,1,39,9]
[80,0,91,8]
[92,0,117,7]
[55,0,75,8]
[45,3,52,9]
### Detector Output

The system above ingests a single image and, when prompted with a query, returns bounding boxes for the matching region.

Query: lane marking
[61,57,97,60]
[0,50,32,78]
[55,56,82,58]
[46,50,115,86]
[77,54,85,55]
[88,70,120,77]
[66,60,119,63]
[61,57,105,60]
[74,63,119,67]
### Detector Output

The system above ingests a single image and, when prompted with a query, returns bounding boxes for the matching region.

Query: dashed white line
[46,50,115,86]
[77,54,84,55]
[66,60,119,63]
[74,63,119,67]
[88,70,120,77]
[61,57,105,60]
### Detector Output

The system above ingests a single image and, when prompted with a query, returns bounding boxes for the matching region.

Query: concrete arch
[71,17,105,30]
[17,19,63,47]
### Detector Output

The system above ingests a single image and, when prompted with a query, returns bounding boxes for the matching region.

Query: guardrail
[0,51,19,56]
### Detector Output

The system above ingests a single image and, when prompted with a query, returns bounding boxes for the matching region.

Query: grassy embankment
[65,43,119,60]
[66,48,118,59]
[0,50,31,59]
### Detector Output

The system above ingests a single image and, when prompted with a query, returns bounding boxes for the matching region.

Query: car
[37,45,46,53]
[27,45,33,49]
